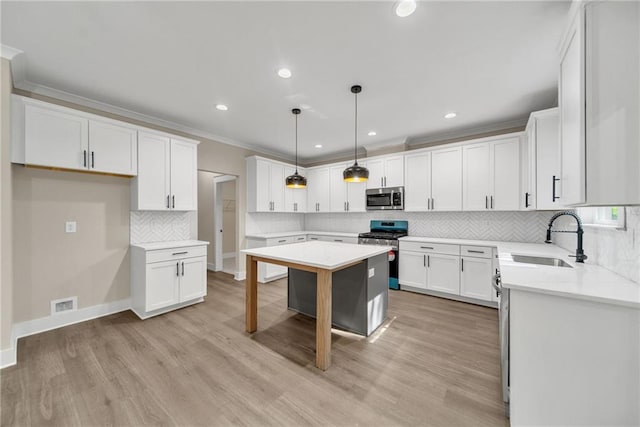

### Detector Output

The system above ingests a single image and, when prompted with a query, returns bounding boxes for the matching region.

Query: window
[577,206,626,229]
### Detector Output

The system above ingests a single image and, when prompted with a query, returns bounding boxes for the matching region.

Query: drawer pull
[297,237,304,241]
[278,240,287,243]
[334,239,343,242]
[172,251,188,256]
[420,246,434,250]
[467,250,485,254]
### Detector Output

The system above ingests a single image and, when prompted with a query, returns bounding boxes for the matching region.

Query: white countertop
[399,236,640,308]
[245,230,361,239]
[131,240,210,251]
[241,241,391,270]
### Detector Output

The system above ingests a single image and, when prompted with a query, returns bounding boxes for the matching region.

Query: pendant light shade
[285,108,307,188]
[343,85,369,182]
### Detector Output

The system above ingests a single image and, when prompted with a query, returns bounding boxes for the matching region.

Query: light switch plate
[65,221,77,233]
[368,268,375,278]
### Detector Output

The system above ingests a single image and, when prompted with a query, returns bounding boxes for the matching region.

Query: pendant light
[285,108,307,188]
[343,85,369,183]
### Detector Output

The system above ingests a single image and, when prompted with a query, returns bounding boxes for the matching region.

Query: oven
[366,187,404,211]
[358,220,408,290]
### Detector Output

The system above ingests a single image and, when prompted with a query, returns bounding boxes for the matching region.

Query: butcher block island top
[241,241,392,370]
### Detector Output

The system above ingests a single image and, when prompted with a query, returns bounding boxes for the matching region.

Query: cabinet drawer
[399,241,460,256]
[146,245,207,264]
[461,245,493,259]
[291,235,307,243]
[266,237,294,246]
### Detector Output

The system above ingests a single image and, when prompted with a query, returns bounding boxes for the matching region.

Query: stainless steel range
[358,220,408,290]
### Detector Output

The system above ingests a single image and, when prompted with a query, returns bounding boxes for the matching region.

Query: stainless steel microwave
[366,187,404,210]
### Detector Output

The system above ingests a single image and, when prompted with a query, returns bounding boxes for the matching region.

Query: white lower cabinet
[247,235,307,283]
[131,243,208,319]
[306,234,358,244]
[399,240,496,307]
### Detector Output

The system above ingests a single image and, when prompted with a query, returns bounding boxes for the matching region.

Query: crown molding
[407,116,529,147]
[1,45,26,86]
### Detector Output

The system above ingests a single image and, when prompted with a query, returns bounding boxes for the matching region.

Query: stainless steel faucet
[544,211,588,263]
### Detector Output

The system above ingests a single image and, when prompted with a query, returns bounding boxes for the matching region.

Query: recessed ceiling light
[444,112,457,119]
[395,0,416,17]
[368,131,377,136]
[315,144,323,148]
[277,68,292,79]
[216,104,228,111]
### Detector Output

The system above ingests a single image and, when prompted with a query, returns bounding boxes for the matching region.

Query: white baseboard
[234,271,246,281]
[207,262,216,271]
[223,252,236,259]
[1,298,131,369]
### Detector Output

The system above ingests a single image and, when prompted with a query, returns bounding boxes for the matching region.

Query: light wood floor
[1,271,509,426]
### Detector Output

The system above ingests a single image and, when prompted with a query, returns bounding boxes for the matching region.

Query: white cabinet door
[170,139,198,211]
[146,260,180,312]
[88,120,137,175]
[269,162,285,212]
[427,253,460,295]
[535,110,565,210]
[460,256,493,301]
[307,167,330,213]
[431,147,462,211]
[329,165,347,212]
[24,103,88,170]
[254,159,271,212]
[366,159,385,189]
[398,251,427,290]
[404,152,431,211]
[522,120,536,210]
[346,179,367,212]
[136,132,171,210]
[491,137,521,211]
[283,166,307,212]
[463,143,491,211]
[559,8,586,205]
[384,156,404,188]
[179,256,207,302]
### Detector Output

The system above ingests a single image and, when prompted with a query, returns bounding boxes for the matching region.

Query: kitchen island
[241,241,391,370]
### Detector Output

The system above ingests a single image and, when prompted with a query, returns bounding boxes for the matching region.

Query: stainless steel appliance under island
[241,241,391,370]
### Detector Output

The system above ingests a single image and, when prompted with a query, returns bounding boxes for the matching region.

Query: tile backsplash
[305,210,559,243]
[130,211,196,244]
[554,207,640,284]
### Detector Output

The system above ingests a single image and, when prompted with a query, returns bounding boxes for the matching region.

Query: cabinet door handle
[423,254,426,267]
[344,202,347,211]
[181,262,185,276]
[347,201,350,211]
[490,196,494,209]
[427,255,430,268]
[172,251,188,256]
[525,192,530,208]
[167,195,170,209]
[552,175,560,201]
[427,197,430,210]
[431,198,435,210]
[83,150,87,167]
[176,262,180,277]
[461,258,464,272]
[485,195,488,209]
[90,151,95,169]
[172,195,175,209]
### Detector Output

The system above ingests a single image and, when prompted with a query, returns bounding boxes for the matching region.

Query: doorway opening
[197,171,237,276]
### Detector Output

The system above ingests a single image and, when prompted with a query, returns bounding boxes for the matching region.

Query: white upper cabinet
[88,120,137,176]
[404,152,432,211]
[247,157,287,212]
[12,95,137,176]
[431,146,462,211]
[559,2,640,205]
[366,155,404,189]
[462,136,520,211]
[132,132,198,211]
[284,166,307,213]
[328,163,366,212]
[306,167,330,213]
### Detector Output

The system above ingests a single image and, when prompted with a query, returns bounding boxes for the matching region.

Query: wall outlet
[65,221,77,233]
[51,296,77,315]
[368,268,375,278]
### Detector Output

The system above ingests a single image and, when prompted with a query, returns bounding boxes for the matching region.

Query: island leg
[246,255,258,333]
[316,268,332,370]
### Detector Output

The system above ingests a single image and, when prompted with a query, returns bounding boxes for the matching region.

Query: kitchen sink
[511,254,573,268]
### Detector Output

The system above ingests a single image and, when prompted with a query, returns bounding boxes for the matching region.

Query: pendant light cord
[295,113,299,173]
[354,90,358,165]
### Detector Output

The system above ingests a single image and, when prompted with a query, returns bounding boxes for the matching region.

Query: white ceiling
[1,1,570,163]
